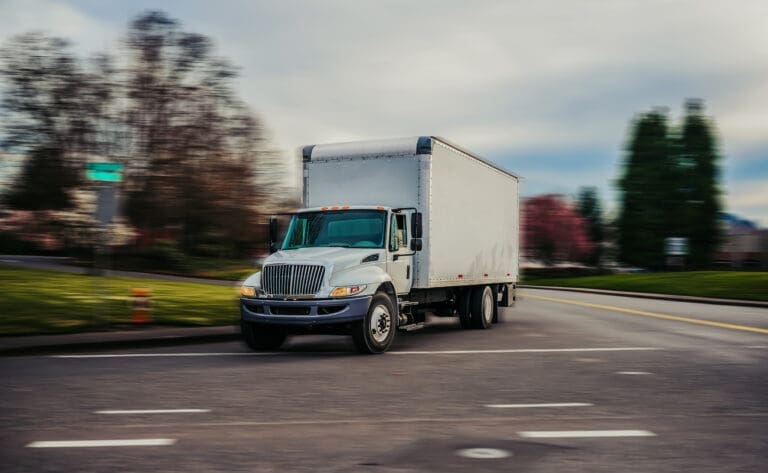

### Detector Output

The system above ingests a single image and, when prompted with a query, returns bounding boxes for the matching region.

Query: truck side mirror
[269,217,278,253]
[411,212,423,239]
[410,238,422,252]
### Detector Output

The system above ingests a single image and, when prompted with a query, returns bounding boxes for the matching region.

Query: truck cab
[240,206,421,353]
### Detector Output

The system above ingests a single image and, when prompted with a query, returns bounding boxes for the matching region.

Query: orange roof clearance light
[342,205,350,210]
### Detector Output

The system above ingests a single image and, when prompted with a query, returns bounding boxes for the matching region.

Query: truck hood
[265,247,384,273]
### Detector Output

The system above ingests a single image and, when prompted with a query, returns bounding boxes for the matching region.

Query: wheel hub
[370,305,391,343]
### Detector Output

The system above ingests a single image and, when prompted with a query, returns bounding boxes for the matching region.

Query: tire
[352,292,396,354]
[241,320,287,351]
[470,285,496,329]
[457,289,472,329]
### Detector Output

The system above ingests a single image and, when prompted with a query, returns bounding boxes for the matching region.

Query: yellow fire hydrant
[131,288,152,324]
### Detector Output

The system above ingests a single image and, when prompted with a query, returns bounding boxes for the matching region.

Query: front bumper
[240,295,372,326]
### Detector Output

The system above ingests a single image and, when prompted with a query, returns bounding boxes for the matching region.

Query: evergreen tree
[677,99,723,267]
[576,187,604,266]
[617,109,674,269]
[617,100,724,269]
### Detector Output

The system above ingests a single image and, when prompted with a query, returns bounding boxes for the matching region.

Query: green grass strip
[0,267,242,335]
[524,271,768,302]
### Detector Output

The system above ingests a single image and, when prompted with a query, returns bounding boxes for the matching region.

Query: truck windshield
[282,210,387,249]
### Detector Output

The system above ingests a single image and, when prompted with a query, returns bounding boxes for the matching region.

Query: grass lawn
[523,271,768,302]
[0,267,241,336]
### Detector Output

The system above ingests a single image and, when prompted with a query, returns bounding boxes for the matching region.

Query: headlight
[240,286,257,297]
[330,285,367,297]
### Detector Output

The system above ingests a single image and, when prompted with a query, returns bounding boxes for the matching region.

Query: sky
[1,0,767,225]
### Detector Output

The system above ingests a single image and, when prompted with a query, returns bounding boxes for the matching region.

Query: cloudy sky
[2,0,766,225]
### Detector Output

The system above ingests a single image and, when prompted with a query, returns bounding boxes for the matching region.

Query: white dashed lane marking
[518,430,656,439]
[96,409,210,415]
[27,439,176,448]
[485,403,593,408]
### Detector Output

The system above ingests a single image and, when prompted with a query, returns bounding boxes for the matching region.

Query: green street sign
[86,162,124,182]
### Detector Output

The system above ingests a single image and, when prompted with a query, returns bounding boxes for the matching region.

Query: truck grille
[262,264,325,296]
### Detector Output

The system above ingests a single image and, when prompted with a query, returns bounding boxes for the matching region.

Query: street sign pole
[86,162,124,328]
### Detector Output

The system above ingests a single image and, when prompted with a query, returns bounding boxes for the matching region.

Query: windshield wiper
[321,243,351,247]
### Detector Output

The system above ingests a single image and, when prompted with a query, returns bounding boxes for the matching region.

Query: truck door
[387,211,413,294]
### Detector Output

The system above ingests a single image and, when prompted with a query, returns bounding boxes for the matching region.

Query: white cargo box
[302,136,520,289]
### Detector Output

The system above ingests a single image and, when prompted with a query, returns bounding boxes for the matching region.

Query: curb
[520,285,768,309]
[0,325,240,356]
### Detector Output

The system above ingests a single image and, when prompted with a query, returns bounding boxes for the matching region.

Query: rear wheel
[353,292,396,354]
[241,320,287,351]
[470,285,496,329]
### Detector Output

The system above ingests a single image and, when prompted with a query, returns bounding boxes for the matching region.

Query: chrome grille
[262,264,325,296]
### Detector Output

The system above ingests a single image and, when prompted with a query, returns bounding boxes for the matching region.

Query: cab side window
[390,214,408,251]
[396,214,408,248]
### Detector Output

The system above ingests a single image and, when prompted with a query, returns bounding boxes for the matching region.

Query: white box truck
[240,136,519,353]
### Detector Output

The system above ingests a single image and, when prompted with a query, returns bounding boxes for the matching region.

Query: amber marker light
[330,285,367,297]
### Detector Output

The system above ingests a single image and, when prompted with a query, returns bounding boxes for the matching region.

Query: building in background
[717,213,768,268]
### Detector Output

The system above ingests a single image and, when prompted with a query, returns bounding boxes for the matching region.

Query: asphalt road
[2,288,767,472]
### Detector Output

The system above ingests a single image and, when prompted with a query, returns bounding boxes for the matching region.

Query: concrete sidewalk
[0,325,240,356]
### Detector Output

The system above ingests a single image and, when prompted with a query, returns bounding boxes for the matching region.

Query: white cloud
[1,0,767,224]
[0,0,117,55]
[725,179,768,227]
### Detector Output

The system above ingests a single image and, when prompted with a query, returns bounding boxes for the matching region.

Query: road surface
[2,288,767,472]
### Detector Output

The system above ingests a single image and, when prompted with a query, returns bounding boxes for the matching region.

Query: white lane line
[53,353,276,358]
[617,371,652,375]
[518,430,656,439]
[747,345,768,349]
[486,403,593,408]
[51,347,661,359]
[96,409,210,415]
[388,348,661,355]
[27,439,176,448]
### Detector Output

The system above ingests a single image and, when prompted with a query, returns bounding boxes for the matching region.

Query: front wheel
[241,320,287,351]
[352,293,396,354]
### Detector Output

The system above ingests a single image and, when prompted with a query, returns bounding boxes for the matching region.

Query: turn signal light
[330,285,367,297]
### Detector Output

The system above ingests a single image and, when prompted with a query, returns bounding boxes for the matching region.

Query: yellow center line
[525,293,768,335]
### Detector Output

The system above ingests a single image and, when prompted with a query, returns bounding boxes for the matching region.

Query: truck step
[398,323,425,332]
